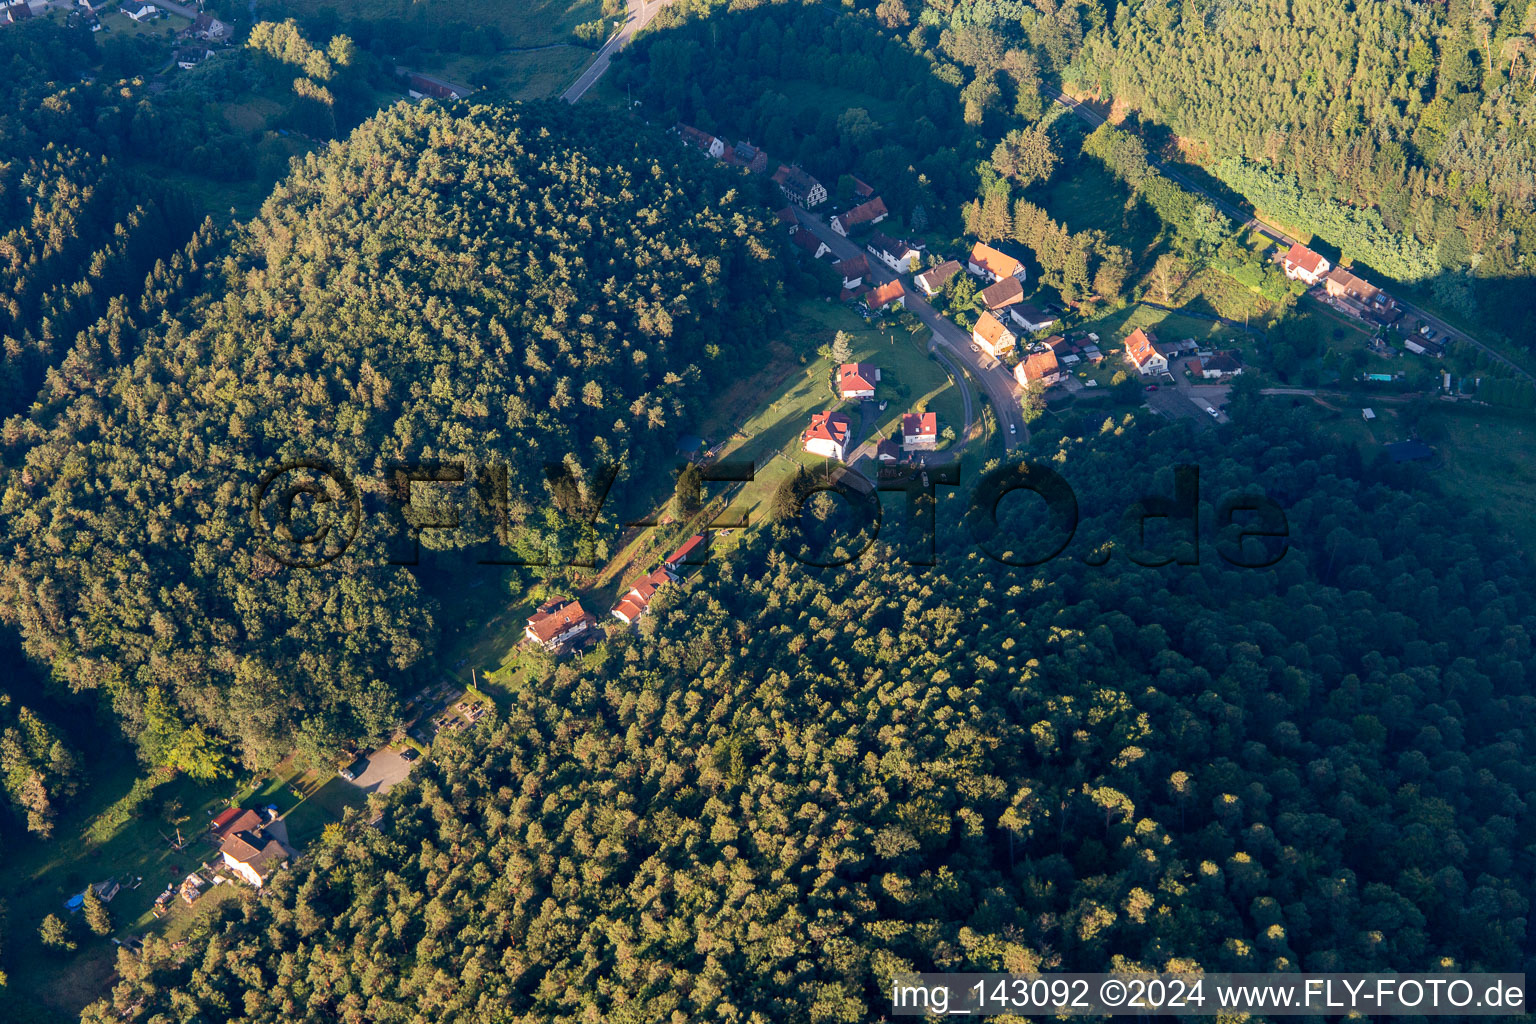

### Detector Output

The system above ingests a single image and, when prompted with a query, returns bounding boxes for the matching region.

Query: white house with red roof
[664,533,707,572]
[867,279,906,311]
[972,311,1017,358]
[831,196,889,235]
[837,362,881,399]
[834,254,869,290]
[611,568,674,625]
[1281,242,1330,285]
[524,598,596,651]
[1124,327,1167,375]
[1016,349,1063,387]
[803,410,853,461]
[901,412,937,450]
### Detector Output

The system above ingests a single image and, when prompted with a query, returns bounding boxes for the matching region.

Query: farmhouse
[901,412,938,450]
[967,242,1027,284]
[773,165,827,207]
[611,568,674,625]
[837,362,881,399]
[867,279,906,311]
[677,124,725,159]
[915,260,962,296]
[831,196,889,235]
[1016,349,1063,387]
[1124,327,1168,375]
[979,276,1024,311]
[524,598,596,651]
[220,824,289,888]
[972,311,1017,358]
[803,410,853,461]
[1280,242,1330,285]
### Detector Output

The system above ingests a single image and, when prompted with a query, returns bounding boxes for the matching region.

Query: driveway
[341,748,415,795]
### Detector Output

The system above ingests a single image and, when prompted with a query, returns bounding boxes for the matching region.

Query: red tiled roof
[775,207,797,224]
[974,311,1011,346]
[834,253,869,278]
[838,362,879,394]
[804,410,852,445]
[1125,327,1159,367]
[1020,349,1059,383]
[837,196,888,228]
[1284,242,1326,274]
[525,599,593,644]
[666,534,706,565]
[902,412,937,439]
[791,227,823,254]
[678,124,717,151]
[211,808,263,839]
[851,176,875,197]
[969,242,1023,279]
[868,279,905,308]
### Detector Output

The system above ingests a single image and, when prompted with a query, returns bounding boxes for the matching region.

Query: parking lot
[341,748,415,795]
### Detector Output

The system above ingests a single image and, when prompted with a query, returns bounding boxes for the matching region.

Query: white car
[1207,407,1220,418]
[1009,424,1017,434]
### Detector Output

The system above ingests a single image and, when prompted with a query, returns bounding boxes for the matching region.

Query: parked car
[399,748,419,762]
[1009,424,1017,434]
[1207,407,1220,417]
[339,756,367,781]
[1145,384,1159,391]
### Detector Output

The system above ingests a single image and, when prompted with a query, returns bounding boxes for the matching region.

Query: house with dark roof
[727,140,769,173]
[188,12,229,40]
[865,232,922,273]
[1281,242,1330,285]
[1008,303,1057,333]
[803,410,853,461]
[1195,352,1244,379]
[677,124,725,159]
[773,165,827,207]
[220,823,289,888]
[791,227,830,259]
[837,362,881,400]
[831,196,889,236]
[524,598,595,651]
[980,276,1024,311]
[2,0,33,23]
[1324,267,1402,325]
[915,260,962,296]
[406,72,473,100]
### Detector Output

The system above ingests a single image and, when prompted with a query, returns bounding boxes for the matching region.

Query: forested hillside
[84,402,1535,1023]
[0,100,785,772]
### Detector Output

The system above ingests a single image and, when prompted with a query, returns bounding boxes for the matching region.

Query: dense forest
[0,100,786,773]
[82,397,1535,1022]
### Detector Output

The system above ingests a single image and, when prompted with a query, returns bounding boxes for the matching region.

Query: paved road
[562,0,671,103]
[793,208,1027,450]
[1048,91,1533,385]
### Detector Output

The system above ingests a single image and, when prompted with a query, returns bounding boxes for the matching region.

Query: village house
[725,140,769,174]
[2,0,33,24]
[192,12,230,40]
[524,597,596,651]
[791,227,830,259]
[210,807,265,842]
[803,410,853,461]
[773,165,827,207]
[967,242,1027,284]
[1124,327,1168,375]
[176,47,215,69]
[901,412,937,450]
[611,568,673,625]
[665,533,708,572]
[834,253,869,290]
[1016,349,1063,387]
[867,279,906,311]
[915,260,962,297]
[1324,267,1401,324]
[1009,303,1057,333]
[865,232,922,273]
[1281,242,1331,285]
[1404,334,1445,358]
[220,822,290,889]
[1195,352,1244,379]
[980,276,1024,311]
[406,72,472,100]
[849,176,875,198]
[119,2,158,21]
[837,362,881,400]
[972,311,1017,358]
[875,439,905,464]
[776,207,798,230]
[830,196,889,235]
[677,124,725,159]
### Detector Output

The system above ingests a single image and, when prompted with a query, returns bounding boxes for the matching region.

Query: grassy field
[261,0,602,48]
[1417,410,1536,554]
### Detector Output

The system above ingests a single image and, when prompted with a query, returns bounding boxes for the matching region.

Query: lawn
[281,776,369,848]
[1077,303,1249,359]
[261,0,602,49]
[1417,410,1536,555]
[421,47,591,101]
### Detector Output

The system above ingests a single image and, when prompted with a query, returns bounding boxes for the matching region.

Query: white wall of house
[805,437,845,461]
